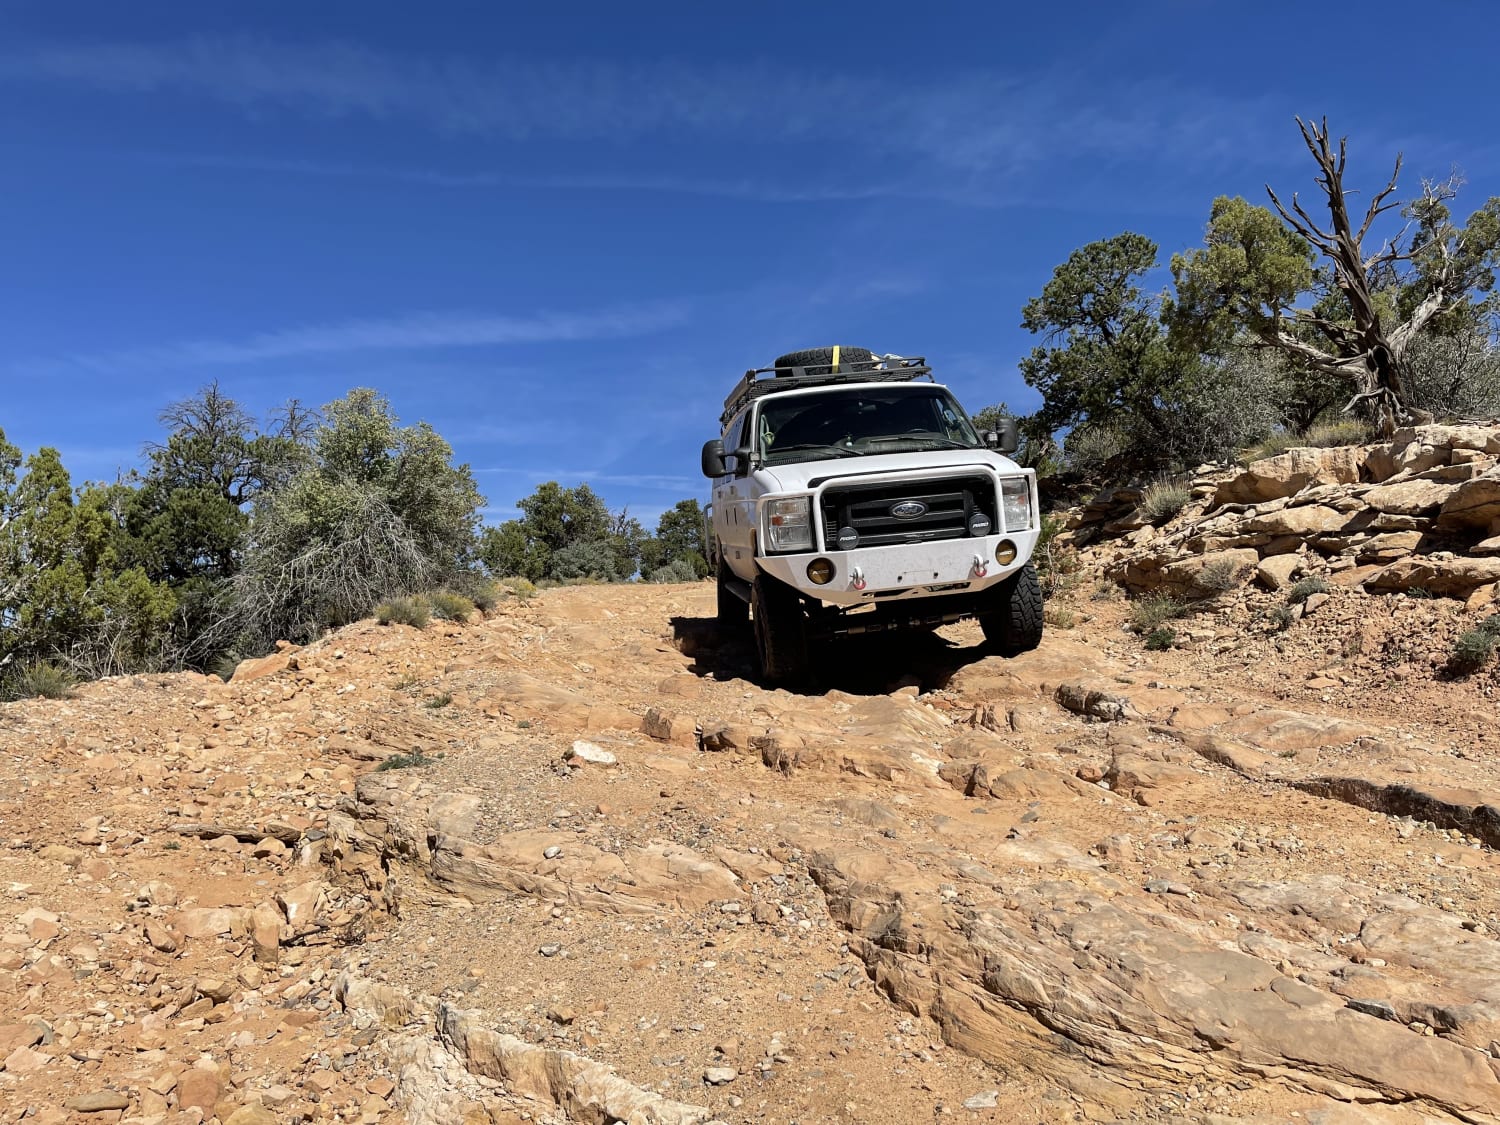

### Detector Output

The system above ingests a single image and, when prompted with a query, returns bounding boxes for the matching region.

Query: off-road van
[701,346,1043,683]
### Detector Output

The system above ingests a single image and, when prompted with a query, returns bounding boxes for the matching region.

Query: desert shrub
[1448,630,1499,675]
[649,559,700,584]
[1063,424,1131,478]
[427,590,476,622]
[1478,614,1500,639]
[376,596,430,628]
[1144,627,1176,651]
[1406,586,1434,600]
[1247,430,1301,461]
[423,692,453,709]
[1129,592,1185,633]
[1196,557,1244,593]
[1090,579,1120,601]
[3,661,76,700]
[1403,327,1500,419]
[1044,605,1077,628]
[1265,605,1295,632]
[375,750,436,771]
[1139,479,1191,524]
[447,572,500,612]
[1302,419,1373,448]
[1034,514,1081,597]
[500,576,537,599]
[1286,577,1330,605]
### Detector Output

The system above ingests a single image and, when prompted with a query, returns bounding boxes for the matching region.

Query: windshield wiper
[765,443,867,461]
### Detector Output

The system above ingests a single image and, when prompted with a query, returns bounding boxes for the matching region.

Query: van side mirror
[993,419,1020,455]
[701,439,727,478]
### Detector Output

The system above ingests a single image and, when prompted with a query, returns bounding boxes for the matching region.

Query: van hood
[756,448,1022,493]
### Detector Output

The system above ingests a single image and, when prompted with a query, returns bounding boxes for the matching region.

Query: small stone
[703,1066,738,1085]
[224,1108,278,1125]
[543,846,562,860]
[307,1069,340,1091]
[566,741,617,766]
[63,1091,131,1112]
[145,922,177,954]
[366,1077,395,1099]
[176,1065,223,1112]
[962,1090,1000,1110]
[539,943,562,958]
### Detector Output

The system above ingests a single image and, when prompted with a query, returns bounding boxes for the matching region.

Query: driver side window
[723,413,746,474]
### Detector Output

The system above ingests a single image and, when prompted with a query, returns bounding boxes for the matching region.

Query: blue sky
[3,1,1497,526]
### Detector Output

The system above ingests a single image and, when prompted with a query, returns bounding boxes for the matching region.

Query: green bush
[1265,605,1295,632]
[1286,577,1330,605]
[423,692,453,709]
[1144,627,1176,651]
[1196,558,1243,593]
[1478,614,1500,639]
[3,661,76,700]
[465,581,499,613]
[375,750,436,771]
[1139,479,1191,524]
[375,596,430,628]
[501,576,537,599]
[649,559,700,583]
[1449,630,1498,675]
[1129,592,1185,634]
[427,590,476,622]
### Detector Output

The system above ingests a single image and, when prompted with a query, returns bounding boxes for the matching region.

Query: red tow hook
[972,555,988,578]
[851,566,867,591]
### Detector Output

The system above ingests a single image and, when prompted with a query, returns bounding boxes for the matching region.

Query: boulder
[1215,447,1366,505]
[1364,556,1500,598]
[1242,505,1351,537]
[1256,554,1302,591]
[1435,467,1500,531]
[1360,478,1456,516]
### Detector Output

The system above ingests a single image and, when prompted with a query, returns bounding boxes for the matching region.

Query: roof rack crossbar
[721,357,932,424]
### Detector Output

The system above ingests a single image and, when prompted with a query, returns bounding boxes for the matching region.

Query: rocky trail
[5,426,1500,1125]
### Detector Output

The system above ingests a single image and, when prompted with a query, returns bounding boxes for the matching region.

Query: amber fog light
[994,540,1018,566]
[807,558,836,585]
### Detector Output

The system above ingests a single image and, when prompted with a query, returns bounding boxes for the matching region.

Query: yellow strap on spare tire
[831,345,840,373]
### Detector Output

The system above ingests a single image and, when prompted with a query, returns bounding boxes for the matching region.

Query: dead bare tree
[1265,117,1480,433]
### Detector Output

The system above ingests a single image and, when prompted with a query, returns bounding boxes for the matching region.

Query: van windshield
[756,386,981,465]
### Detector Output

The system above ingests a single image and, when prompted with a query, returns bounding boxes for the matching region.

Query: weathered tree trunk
[1265,118,1451,434]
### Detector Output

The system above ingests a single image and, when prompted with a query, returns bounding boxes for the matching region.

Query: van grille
[820,476,996,549]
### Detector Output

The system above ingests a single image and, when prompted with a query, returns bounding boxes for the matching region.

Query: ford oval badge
[890,500,927,519]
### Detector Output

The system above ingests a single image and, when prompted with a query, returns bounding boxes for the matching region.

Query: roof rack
[721,356,932,424]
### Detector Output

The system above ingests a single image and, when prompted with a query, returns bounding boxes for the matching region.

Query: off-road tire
[717,557,748,630]
[752,573,810,685]
[979,562,1044,656]
[772,346,877,380]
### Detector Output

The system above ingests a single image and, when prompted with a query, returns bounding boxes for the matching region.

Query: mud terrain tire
[772,346,877,379]
[979,562,1044,656]
[717,558,748,630]
[752,573,810,684]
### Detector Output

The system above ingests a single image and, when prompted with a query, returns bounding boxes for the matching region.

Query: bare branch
[1354,154,1405,244]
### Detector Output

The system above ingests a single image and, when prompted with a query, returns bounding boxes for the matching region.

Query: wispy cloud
[17,302,688,375]
[0,38,1273,178]
[132,152,942,205]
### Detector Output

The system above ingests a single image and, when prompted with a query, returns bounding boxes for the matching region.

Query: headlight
[765,497,813,553]
[1000,478,1032,531]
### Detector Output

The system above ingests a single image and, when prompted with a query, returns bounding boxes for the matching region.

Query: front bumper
[757,530,1040,608]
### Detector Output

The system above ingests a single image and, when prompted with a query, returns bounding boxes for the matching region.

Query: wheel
[717,557,748,630]
[978,562,1044,656]
[772,346,876,380]
[752,573,810,685]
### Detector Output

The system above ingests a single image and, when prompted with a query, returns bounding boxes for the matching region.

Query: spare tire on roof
[772,346,877,379]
